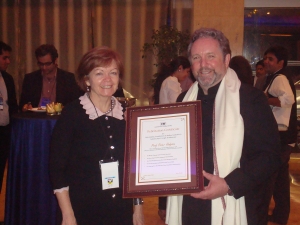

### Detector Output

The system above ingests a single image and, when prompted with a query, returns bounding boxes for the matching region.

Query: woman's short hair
[77,46,124,91]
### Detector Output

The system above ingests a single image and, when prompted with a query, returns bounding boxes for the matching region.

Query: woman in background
[151,56,190,222]
[229,55,254,85]
[49,47,144,225]
[152,56,191,105]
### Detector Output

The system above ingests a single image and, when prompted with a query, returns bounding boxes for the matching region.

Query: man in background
[254,60,267,90]
[19,44,82,110]
[263,46,297,225]
[0,41,18,192]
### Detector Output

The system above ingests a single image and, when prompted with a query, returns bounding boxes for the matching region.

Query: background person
[0,41,18,192]
[254,60,267,90]
[263,46,297,225]
[166,28,281,225]
[19,44,82,110]
[49,47,144,225]
[151,56,191,222]
[152,56,191,105]
[229,55,253,85]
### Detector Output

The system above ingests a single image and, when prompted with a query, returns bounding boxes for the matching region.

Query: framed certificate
[123,101,203,198]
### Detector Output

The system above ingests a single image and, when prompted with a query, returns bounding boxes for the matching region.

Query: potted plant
[141,25,190,95]
[141,25,190,66]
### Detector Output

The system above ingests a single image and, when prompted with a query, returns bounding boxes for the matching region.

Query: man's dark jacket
[178,83,281,225]
[1,71,18,116]
[0,71,18,191]
[19,68,82,110]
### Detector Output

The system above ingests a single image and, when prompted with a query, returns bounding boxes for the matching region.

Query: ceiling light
[261,34,292,37]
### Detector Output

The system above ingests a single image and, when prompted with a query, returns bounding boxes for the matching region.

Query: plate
[28,107,46,112]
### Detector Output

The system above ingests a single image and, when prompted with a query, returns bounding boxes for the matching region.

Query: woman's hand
[133,205,144,225]
[61,213,77,225]
[55,190,77,225]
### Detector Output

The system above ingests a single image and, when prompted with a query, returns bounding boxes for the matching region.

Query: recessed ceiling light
[261,34,292,37]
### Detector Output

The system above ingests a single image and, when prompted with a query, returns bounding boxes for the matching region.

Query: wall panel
[1,0,192,105]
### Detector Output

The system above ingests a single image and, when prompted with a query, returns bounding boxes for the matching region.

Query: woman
[229,55,254,85]
[152,56,191,222]
[152,56,191,105]
[49,47,144,225]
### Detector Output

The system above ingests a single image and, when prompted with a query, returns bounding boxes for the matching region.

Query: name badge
[0,96,3,110]
[40,97,51,107]
[100,161,119,190]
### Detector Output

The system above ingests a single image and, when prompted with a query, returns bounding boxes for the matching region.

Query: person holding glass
[49,46,144,225]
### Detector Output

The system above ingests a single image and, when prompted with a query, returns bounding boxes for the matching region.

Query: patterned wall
[0,0,192,106]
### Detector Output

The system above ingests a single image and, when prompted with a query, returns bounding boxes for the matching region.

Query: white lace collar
[79,93,124,120]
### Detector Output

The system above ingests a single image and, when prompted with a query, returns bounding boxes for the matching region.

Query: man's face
[263,53,284,74]
[190,37,230,92]
[37,54,57,77]
[0,50,11,71]
[255,64,266,78]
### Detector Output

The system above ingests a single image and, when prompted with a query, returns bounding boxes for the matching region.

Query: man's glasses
[37,61,53,67]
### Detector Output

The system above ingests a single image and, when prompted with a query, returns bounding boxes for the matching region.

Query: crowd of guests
[0,26,297,225]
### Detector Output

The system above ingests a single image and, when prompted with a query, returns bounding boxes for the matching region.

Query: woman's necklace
[87,93,116,161]
[87,94,115,117]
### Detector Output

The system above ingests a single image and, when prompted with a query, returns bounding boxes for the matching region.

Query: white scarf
[166,68,247,225]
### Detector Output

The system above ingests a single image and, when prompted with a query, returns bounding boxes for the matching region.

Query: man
[263,46,297,225]
[166,28,281,225]
[254,60,267,90]
[19,44,82,110]
[0,41,18,191]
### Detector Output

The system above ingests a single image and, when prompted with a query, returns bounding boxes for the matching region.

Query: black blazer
[1,71,18,117]
[19,68,82,110]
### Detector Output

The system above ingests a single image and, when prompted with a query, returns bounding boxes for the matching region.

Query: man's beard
[195,68,218,87]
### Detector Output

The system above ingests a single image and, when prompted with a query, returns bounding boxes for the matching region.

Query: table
[5,112,59,225]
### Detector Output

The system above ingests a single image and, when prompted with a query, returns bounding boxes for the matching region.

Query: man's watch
[227,185,234,196]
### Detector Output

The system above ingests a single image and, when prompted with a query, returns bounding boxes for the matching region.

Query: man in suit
[166,28,281,225]
[0,41,18,191]
[19,44,82,110]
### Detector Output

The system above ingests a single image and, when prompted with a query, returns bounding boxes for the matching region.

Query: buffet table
[5,112,59,225]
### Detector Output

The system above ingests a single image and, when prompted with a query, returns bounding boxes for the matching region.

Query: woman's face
[85,60,119,99]
[178,68,191,81]
[176,67,191,82]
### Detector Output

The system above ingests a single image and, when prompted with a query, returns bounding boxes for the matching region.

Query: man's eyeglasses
[37,61,53,67]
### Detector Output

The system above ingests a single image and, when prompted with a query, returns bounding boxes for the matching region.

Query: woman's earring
[87,86,90,92]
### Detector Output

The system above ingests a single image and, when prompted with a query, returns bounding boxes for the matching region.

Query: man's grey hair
[187,28,231,60]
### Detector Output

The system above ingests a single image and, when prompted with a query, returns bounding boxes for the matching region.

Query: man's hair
[256,59,264,68]
[187,28,231,60]
[0,41,12,55]
[35,44,58,62]
[264,46,288,68]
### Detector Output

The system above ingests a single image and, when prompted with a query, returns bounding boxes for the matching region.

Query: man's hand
[190,171,229,200]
